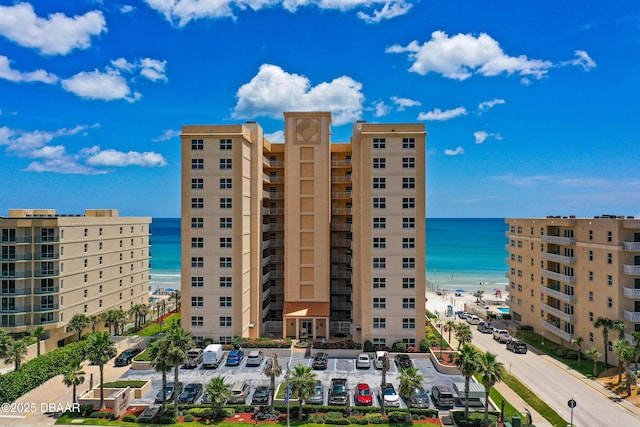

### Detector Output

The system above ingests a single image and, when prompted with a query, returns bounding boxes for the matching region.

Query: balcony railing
[332,208,352,215]
[270,208,284,215]
[624,265,640,275]
[36,304,59,312]
[262,224,271,233]
[540,286,576,303]
[271,255,284,262]
[331,271,352,279]
[262,287,271,301]
[331,223,352,231]
[270,223,284,231]
[271,286,284,295]
[623,287,640,299]
[271,239,284,247]
[331,302,352,310]
[263,321,283,333]
[262,240,271,250]
[262,271,271,283]
[330,321,352,334]
[541,269,576,284]
[541,252,576,264]
[541,235,576,245]
[331,176,352,183]
[269,192,284,199]
[34,253,59,260]
[1,236,32,244]
[331,160,351,167]
[331,192,352,199]
[1,254,33,261]
[542,303,576,323]
[331,239,352,248]
[270,160,284,167]
[262,208,270,215]
[331,255,351,263]
[624,310,640,322]
[541,320,575,342]
[35,286,59,294]
[624,242,640,251]
[0,305,31,314]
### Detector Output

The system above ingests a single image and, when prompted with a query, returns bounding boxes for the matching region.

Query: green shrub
[102,380,147,388]
[419,338,431,352]
[365,414,386,424]
[391,342,407,352]
[188,407,214,419]
[122,414,138,422]
[183,414,195,422]
[363,340,375,352]
[387,411,408,423]
[326,411,344,419]
[501,314,512,320]
[518,325,534,331]
[89,411,116,419]
[309,414,326,423]
[157,415,177,424]
[221,407,236,417]
[79,404,94,417]
[326,419,350,425]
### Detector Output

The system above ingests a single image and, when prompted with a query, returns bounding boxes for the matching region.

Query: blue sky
[0,1,638,218]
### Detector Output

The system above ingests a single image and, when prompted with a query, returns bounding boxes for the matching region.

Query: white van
[202,344,225,368]
[374,351,389,369]
[466,315,481,325]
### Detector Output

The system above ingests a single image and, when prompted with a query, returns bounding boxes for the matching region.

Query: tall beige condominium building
[181,112,426,347]
[505,215,640,366]
[0,209,151,349]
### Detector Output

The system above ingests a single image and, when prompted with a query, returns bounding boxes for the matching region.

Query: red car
[354,383,372,406]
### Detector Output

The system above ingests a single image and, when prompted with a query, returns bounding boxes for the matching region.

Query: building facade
[0,209,151,348]
[181,112,426,348]
[505,215,640,365]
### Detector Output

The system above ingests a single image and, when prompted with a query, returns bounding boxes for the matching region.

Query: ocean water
[149,217,510,293]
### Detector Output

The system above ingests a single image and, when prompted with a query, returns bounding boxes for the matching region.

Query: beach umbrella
[455,289,465,293]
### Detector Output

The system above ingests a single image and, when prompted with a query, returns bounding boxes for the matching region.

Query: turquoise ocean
[148,218,509,293]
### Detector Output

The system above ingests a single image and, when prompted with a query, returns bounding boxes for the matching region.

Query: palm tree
[594,317,617,367]
[86,331,117,410]
[614,339,627,384]
[149,338,172,413]
[618,341,638,396]
[205,376,232,419]
[4,338,28,370]
[454,323,473,349]
[166,327,192,418]
[475,289,485,304]
[113,309,127,335]
[454,343,481,418]
[88,315,101,333]
[479,351,504,427]
[631,331,640,371]
[0,330,10,360]
[63,362,86,404]
[68,313,89,341]
[398,365,424,422]
[101,310,117,335]
[444,320,456,343]
[30,325,45,357]
[572,336,583,367]
[138,304,149,329]
[586,347,601,377]
[379,351,390,416]
[264,353,283,412]
[290,365,317,420]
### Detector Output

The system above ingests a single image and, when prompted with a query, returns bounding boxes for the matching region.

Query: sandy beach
[425,287,510,320]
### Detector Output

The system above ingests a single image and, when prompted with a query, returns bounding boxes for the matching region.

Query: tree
[475,290,485,304]
[68,313,89,341]
[263,353,283,412]
[0,330,10,360]
[379,351,390,416]
[594,317,615,367]
[30,325,45,357]
[454,323,473,349]
[166,326,192,418]
[614,339,627,384]
[398,365,424,422]
[205,376,231,419]
[88,315,100,333]
[444,320,456,343]
[149,338,172,413]
[454,344,481,419]
[631,331,640,371]
[572,336,583,368]
[4,338,28,370]
[86,331,117,410]
[101,310,117,335]
[618,341,638,396]
[289,365,316,420]
[586,347,601,377]
[63,362,85,404]
[479,351,504,427]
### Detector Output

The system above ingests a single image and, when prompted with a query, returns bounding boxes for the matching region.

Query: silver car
[307,380,324,405]
[356,353,370,369]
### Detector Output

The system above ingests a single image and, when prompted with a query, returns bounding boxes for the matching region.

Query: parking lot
[118,351,468,410]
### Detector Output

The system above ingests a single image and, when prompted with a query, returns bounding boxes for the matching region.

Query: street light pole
[439,322,443,359]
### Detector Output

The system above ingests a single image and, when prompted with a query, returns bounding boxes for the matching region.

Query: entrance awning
[284,302,330,317]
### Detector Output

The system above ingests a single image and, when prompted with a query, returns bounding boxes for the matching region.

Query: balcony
[270,176,284,184]
[270,208,284,215]
[331,192,352,199]
[542,303,576,323]
[270,160,284,168]
[331,175,351,183]
[624,242,640,251]
[623,287,640,299]
[263,321,283,333]
[271,255,284,262]
[34,253,59,260]
[271,239,284,247]
[331,239,352,248]
[331,223,352,232]
[270,223,284,231]
[624,265,640,275]
[269,192,284,199]
[34,236,59,243]
[271,271,284,278]
[36,304,59,312]
[272,286,284,295]
[541,269,576,284]
[541,235,576,245]
[262,208,270,215]
[1,254,33,261]
[332,286,352,295]
[541,252,576,264]
[331,160,351,167]
[541,320,575,342]
[1,236,32,244]
[0,305,31,314]
[262,287,271,301]
[262,173,270,183]
[331,255,351,263]
[624,310,640,322]
[262,240,271,250]
[540,286,576,303]
[331,271,352,279]
[35,286,59,294]
[332,208,352,215]
[262,224,271,233]
[330,321,352,335]
[262,271,271,283]
[0,271,33,279]
[331,302,352,310]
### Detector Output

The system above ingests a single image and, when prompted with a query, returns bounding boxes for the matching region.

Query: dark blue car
[226,349,245,366]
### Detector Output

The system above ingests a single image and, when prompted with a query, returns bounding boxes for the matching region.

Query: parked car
[155,381,183,404]
[493,329,510,342]
[246,350,264,367]
[401,385,430,408]
[394,354,412,370]
[379,383,400,407]
[307,380,324,405]
[431,385,455,409]
[477,321,493,333]
[251,385,271,405]
[356,353,370,369]
[226,349,245,366]
[329,378,348,405]
[497,332,512,343]
[354,383,372,406]
[184,348,204,369]
[114,347,142,366]
[466,315,481,325]
[506,339,528,354]
[312,352,329,370]
[178,383,203,404]
[228,382,251,403]
[374,351,389,369]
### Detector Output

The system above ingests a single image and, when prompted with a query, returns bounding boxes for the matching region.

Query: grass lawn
[502,373,569,427]
[473,374,523,421]
[136,313,181,337]
[101,380,148,388]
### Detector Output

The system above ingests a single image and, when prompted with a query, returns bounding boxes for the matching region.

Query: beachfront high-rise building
[0,209,151,349]
[181,112,426,347]
[505,215,640,365]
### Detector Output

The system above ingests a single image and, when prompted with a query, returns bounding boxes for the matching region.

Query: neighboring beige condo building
[181,112,426,348]
[505,215,640,365]
[0,209,151,350]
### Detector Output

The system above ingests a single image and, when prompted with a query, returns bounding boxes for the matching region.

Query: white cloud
[111,58,136,72]
[0,55,58,83]
[265,130,285,143]
[139,58,168,81]
[121,5,135,13]
[153,129,181,141]
[23,158,104,175]
[357,0,413,24]
[391,96,421,110]
[562,50,596,71]
[373,101,391,117]
[478,98,505,112]
[62,70,141,102]
[444,147,464,155]
[85,149,167,167]
[0,125,93,154]
[0,2,107,55]
[417,106,467,121]
[474,131,502,144]
[233,64,364,126]
[387,31,553,81]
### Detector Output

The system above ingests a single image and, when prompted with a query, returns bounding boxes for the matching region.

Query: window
[403,298,416,309]
[83,304,88,313]
[1,229,16,243]
[373,237,386,249]
[83,259,88,268]
[191,237,204,248]
[83,244,88,253]
[402,137,415,149]
[373,338,386,347]
[608,275,613,286]
[403,278,416,289]
[192,198,204,209]
[191,158,204,169]
[191,217,203,229]
[589,311,594,322]
[373,177,386,189]
[589,271,593,281]
[220,277,232,288]
[220,198,232,209]
[402,177,415,189]
[191,139,203,150]
[373,257,386,269]
[220,237,232,248]
[403,218,416,229]
[373,318,386,329]
[220,178,232,189]
[607,253,613,264]
[589,291,594,302]
[191,297,204,307]
[607,231,613,242]
[99,299,102,308]
[403,257,416,269]
[219,257,232,268]
[373,278,386,288]
[84,289,88,299]
[402,157,415,168]
[220,296,232,307]
[220,158,232,169]
[402,237,415,249]
[373,197,386,209]
[191,178,204,189]
[372,137,386,149]
[191,257,203,268]
[402,197,415,209]
[608,297,613,308]
[588,250,593,261]
[373,298,386,309]
[84,228,88,238]
[220,316,232,327]
[589,230,593,240]
[373,158,386,169]
[373,218,386,229]
[220,139,232,150]
[403,318,416,329]
[589,332,593,342]
[220,218,232,229]
[191,276,204,287]
[191,316,204,327]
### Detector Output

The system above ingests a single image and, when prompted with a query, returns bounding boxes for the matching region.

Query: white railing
[541,269,576,284]
[541,252,576,264]
[624,265,640,275]
[623,287,640,299]
[624,242,640,251]
[541,235,576,245]
[624,310,640,321]
[541,321,575,341]
[540,286,576,303]
[542,303,576,323]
